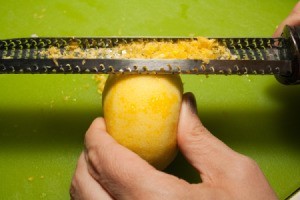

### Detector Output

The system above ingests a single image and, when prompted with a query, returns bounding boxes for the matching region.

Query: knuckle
[190,122,208,136]
[84,135,103,167]
[179,122,208,144]
[85,146,103,178]
[84,133,110,165]
[84,130,93,147]
[86,145,98,163]
[182,125,214,151]
[69,178,78,200]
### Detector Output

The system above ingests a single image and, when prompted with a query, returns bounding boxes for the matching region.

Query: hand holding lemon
[71,93,277,200]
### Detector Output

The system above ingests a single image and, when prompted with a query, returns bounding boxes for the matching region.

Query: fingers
[84,117,162,199]
[177,93,278,198]
[70,153,112,200]
[80,118,196,199]
[273,1,300,37]
[75,99,277,200]
[177,92,240,182]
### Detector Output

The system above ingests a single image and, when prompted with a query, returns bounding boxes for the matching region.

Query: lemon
[102,74,183,170]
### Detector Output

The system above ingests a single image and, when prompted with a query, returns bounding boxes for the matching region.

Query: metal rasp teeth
[0,58,291,75]
[142,66,149,72]
[108,66,115,73]
[227,68,232,74]
[0,36,293,75]
[243,67,248,74]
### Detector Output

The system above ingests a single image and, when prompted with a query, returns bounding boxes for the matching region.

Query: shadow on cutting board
[264,83,300,148]
[0,107,101,150]
[1,83,300,185]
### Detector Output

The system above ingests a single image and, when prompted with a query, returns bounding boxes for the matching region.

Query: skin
[70,3,300,199]
[70,93,277,200]
[273,1,300,37]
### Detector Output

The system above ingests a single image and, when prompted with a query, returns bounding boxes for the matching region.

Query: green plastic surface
[0,1,299,199]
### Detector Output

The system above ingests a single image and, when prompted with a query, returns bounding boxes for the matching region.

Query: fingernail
[183,92,198,115]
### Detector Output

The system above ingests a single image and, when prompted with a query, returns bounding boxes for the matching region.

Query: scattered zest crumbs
[27,176,34,182]
[93,74,108,94]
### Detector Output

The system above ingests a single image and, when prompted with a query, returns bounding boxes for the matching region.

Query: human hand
[273,1,300,37]
[70,92,278,200]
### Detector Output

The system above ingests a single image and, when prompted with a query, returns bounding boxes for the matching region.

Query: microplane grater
[0,25,299,85]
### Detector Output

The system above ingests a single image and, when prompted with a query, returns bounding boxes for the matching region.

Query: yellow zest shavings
[118,37,235,63]
[93,74,108,94]
[40,46,92,59]
[40,37,235,94]
[39,37,235,62]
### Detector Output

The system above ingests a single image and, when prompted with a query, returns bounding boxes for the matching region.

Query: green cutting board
[0,0,299,199]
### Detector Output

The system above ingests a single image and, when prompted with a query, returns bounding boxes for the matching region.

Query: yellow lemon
[102,74,183,170]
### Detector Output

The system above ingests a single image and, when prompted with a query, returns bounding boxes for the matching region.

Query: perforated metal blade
[0,27,295,79]
[0,58,291,75]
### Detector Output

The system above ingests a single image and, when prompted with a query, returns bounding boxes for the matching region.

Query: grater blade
[0,25,298,84]
[0,58,291,75]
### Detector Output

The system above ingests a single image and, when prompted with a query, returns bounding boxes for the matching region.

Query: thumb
[177,92,239,182]
[273,1,300,37]
[84,118,163,199]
